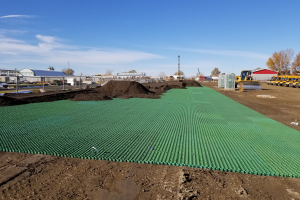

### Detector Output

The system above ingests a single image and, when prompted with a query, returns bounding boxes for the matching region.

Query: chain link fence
[0,76,163,96]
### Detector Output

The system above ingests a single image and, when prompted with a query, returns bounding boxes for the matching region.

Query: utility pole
[15,68,18,94]
[178,55,180,80]
[43,75,45,91]
[79,72,82,89]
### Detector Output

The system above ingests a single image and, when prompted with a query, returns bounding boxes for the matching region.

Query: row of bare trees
[266,49,300,75]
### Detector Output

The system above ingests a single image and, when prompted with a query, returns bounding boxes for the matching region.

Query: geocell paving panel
[0,87,300,177]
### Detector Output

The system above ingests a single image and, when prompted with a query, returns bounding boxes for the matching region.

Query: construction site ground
[1,81,300,200]
[201,81,300,132]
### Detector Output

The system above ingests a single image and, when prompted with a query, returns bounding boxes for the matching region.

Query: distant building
[0,69,19,76]
[20,69,65,77]
[212,74,219,81]
[117,72,146,79]
[198,76,206,81]
[252,69,277,81]
[171,75,185,80]
[94,74,116,79]
[205,76,212,81]
[19,68,66,83]
[0,69,19,83]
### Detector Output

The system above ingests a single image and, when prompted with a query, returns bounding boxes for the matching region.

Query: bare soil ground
[1,81,300,200]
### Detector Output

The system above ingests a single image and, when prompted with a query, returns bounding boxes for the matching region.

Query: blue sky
[0,0,299,77]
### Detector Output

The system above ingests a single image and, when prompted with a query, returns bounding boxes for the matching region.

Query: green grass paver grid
[0,86,300,177]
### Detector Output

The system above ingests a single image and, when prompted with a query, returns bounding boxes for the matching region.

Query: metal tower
[178,55,180,79]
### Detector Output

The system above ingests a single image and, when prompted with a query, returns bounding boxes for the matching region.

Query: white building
[116,72,146,79]
[169,75,185,80]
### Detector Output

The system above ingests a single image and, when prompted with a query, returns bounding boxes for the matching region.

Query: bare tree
[128,70,137,73]
[158,72,166,77]
[105,69,113,75]
[62,68,75,75]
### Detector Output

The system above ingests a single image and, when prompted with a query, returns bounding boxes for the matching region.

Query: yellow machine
[235,70,262,89]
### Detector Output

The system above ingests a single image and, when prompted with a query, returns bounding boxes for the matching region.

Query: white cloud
[36,35,56,44]
[35,34,68,51]
[0,35,25,43]
[0,15,34,19]
[171,48,269,60]
[0,29,27,34]
[0,33,163,68]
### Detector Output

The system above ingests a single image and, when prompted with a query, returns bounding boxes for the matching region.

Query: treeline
[266,49,300,75]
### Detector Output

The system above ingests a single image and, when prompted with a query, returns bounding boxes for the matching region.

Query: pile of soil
[142,83,182,95]
[0,96,26,106]
[72,81,159,101]
[71,92,112,101]
[0,80,202,106]
[0,90,92,107]
[183,80,202,87]
[142,80,201,95]
[96,81,153,97]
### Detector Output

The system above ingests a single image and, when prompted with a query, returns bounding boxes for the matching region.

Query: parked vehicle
[267,76,276,85]
[292,77,300,88]
[284,76,296,87]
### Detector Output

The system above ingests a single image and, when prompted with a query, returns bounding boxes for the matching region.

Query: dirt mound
[71,81,158,101]
[0,96,26,106]
[147,84,183,95]
[71,92,112,101]
[0,80,202,106]
[183,80,202,87]
[96,81,152,97]
[142,81,201,95]
[0,90,92,107]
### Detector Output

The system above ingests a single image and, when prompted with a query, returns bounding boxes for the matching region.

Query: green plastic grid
[0,87,300,177]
